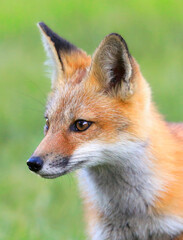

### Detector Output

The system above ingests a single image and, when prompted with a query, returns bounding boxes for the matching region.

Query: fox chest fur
[27,22,183,240]
[78,141,183,240]
[79,166,183,240]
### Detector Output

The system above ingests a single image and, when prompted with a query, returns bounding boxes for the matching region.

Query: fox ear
[90,33,134,99]
[38,22,90,88]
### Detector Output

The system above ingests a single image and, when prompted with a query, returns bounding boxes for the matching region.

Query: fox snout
[27,148,73,178]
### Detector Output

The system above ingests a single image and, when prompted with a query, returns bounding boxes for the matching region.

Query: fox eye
[71,120,92,132]
[44,117,49,135]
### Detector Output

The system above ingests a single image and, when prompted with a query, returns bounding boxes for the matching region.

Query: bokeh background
[0,0,183,239]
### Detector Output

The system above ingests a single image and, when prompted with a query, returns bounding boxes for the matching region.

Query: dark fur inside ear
[109,52,126,88]
[109,33,131,87]
[38,22,77,70]
[91,33,133,98]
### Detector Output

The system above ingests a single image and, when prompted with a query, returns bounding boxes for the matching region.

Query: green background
[0,0,183,239]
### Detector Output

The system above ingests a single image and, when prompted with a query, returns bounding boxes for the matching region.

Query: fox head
[27,22,151,178]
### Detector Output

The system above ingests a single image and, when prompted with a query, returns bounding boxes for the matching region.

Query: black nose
[27,156,43,172]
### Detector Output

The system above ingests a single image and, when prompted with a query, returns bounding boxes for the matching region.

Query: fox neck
[78,119,183,239]
[78,143,162,240]
[80,146,157,219]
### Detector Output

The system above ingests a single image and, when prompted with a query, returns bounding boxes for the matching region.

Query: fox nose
[27,156,43,172]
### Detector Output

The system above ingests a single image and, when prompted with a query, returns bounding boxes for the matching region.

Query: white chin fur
[40,173,64,179]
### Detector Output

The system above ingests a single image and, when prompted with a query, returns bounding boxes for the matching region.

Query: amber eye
[70,120,92,132]
[44,117,49,134]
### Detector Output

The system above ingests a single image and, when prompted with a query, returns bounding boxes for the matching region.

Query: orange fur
[28,23,183,240]
[62,50,91,79]
[175,234,183,240]
[80,190,103,239]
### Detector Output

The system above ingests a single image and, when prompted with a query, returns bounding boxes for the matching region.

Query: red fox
[27,22,183,240]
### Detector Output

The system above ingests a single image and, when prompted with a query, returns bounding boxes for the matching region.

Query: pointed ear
[90,33,134,99]
[37,22,91,88]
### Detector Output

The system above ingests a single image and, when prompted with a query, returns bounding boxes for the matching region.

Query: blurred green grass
[0,0,183,239]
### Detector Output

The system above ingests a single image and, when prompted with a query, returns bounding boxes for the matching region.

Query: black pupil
[78,121,87,129]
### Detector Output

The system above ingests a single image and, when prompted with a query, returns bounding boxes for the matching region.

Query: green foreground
[0,0,183,239]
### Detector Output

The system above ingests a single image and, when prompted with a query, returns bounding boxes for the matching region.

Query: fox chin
[27,22,183,240]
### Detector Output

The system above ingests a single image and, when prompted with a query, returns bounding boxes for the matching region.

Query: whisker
[24,107,44,114]
[66,173,75,186]
[26,79,48,100]
[19,91,46,107]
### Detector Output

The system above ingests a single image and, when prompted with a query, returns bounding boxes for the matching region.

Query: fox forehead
[45,70,129,135]
[45,69,89,119]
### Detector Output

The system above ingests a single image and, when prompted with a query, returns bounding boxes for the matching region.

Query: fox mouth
[39,160,86,179]
[40,172,67,179]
